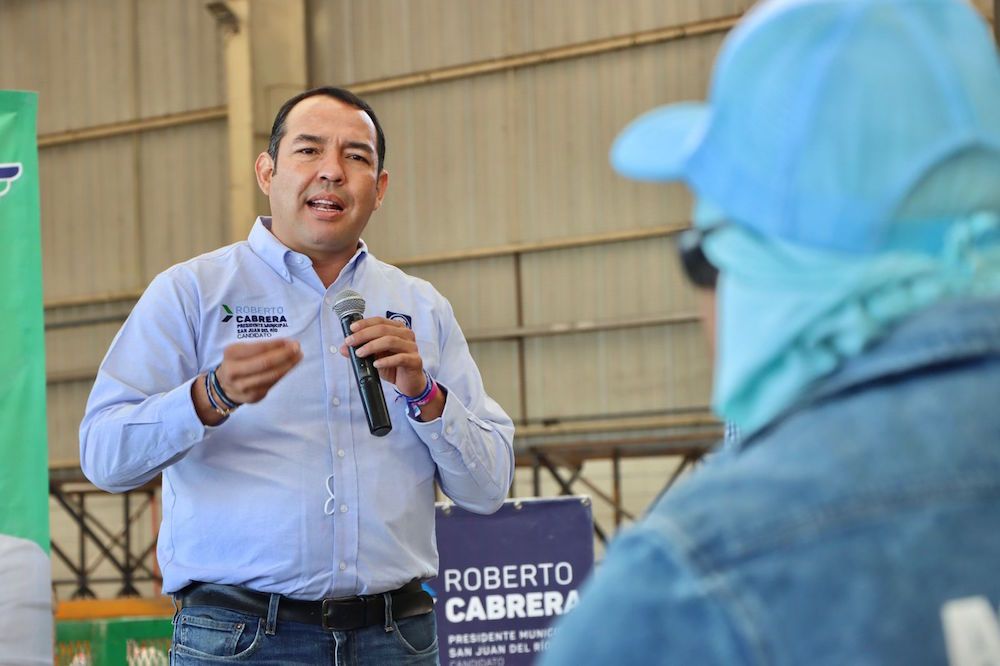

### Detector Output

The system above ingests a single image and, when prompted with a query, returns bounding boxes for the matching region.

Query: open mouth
[307,196,345,213]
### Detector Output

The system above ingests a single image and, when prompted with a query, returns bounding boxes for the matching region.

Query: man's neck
[262,220,362,288]
[312,255,352,288]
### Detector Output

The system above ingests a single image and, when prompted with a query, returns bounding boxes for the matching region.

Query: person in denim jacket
[542,0,1000,664]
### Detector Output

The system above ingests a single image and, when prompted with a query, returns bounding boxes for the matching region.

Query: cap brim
[610,102,710,182]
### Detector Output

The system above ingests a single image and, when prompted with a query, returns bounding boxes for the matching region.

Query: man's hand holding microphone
[339,316,445,424]
[334,290,444,433]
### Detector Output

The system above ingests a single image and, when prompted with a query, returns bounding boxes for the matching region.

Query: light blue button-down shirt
[80,218,515,598]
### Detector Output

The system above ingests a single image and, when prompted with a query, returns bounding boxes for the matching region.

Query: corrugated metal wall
[305,0,753,539]
[307,0,747,425]
[1,0,228,466]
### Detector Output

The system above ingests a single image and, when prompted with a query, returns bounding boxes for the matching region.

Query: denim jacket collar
[739,296,1000,451]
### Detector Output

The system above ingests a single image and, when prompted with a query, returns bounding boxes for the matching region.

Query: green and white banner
[0,90,52,664]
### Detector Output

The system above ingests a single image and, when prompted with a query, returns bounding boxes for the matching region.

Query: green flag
[0,90,52,664]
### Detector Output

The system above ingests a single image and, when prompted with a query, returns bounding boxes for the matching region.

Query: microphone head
[332,289,366,319]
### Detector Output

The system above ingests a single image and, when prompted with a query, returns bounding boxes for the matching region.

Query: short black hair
[267,86,386,173]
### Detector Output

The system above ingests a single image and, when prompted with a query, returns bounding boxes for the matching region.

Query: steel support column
[209,0,308,244]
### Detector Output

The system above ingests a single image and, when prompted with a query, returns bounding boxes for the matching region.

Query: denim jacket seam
[808,339,999,405]
[690,475,1000,565]
[643,512,774,666]
[797,313,1000,409]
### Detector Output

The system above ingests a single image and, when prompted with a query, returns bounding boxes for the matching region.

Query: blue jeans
[169,598,439,665]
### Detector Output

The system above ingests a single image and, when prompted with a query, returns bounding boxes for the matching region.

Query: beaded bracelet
[204,372,231,418]
[209,366,241,410]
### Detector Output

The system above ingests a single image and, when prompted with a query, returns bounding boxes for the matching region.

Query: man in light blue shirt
[80,87,514,664]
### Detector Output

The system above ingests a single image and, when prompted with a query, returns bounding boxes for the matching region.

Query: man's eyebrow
[343,141,374,155]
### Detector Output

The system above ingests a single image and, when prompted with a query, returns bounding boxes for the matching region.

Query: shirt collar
[248,217,370,283]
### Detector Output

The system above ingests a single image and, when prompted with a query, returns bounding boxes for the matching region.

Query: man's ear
[254,152,274,195]
[373,169,389,211]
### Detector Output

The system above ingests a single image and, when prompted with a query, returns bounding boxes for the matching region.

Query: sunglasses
[675,227,720,289]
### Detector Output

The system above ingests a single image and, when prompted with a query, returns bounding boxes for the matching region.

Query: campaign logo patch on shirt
[221,302,290,339]
[387,311,412,328]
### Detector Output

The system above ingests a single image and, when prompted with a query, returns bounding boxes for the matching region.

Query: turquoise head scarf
[700,206,1000,436]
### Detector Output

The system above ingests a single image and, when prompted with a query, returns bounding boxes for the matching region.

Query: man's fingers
[218,339,302,402]
[348,316,401,333]
[224,338,297,360]
[346,317,409,340]
[234,356,301,393]
[240,340,302,375]
[370,352,422,371]
[345,322,414,349]
[223,340,300,376]
[222,351,302,402]
[354,335,417,359]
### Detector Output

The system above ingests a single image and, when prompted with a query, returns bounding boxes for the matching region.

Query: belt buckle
[321,596,368,631]
[321,598,335,630]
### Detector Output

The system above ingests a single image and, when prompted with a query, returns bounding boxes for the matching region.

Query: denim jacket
[543,297,1000,665]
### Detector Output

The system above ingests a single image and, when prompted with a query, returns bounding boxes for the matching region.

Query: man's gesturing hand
[216,338,303,404]
[340,317,426,396]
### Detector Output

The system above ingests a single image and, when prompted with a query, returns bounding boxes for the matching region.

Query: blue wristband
[210,366,240,409]
[394,370,434,404]
[394,371,440,419]
[204,372,230,418]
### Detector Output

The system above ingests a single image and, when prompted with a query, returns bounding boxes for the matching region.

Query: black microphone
[332,289,392,437]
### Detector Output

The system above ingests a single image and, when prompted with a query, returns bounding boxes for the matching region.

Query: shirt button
[329,345,337,354]
[339,504,348,513]
[446,426,454,436]
[339,561,347,571]
[337,449,345,458]
[332,397,341,406]
[296,257,305,264]
[325,297,332,305]
[431,433,440,441]
[468,462,477,470]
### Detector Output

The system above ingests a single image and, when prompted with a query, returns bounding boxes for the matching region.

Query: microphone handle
[340,312,392,437]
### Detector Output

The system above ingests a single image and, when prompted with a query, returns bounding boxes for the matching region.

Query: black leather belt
[176,580,434,631]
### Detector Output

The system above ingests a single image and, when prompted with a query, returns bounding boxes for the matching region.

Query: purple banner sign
[429,496,594,666]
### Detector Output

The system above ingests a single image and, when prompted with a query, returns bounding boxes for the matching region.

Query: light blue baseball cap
[611,0,1000,253]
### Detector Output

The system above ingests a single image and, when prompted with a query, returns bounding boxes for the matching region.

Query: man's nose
[318,155,345,184]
